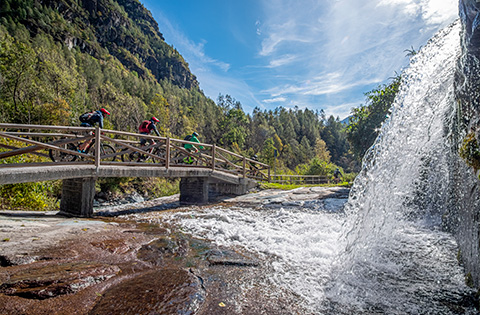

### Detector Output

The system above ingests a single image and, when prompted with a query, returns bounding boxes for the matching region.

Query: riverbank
[0,187,349,314]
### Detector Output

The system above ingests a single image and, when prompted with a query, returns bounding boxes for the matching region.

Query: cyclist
[183,132,204,164]
[138,116,161,146]
[249,154,259,169]
[333,168,342,183]
[78,108,111,152]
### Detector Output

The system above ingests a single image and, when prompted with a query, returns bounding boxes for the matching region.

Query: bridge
[0,123,270,217]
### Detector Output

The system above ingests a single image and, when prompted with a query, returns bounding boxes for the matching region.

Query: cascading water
[324,20,475,313]
[144,20,477,314]
[324,20,479,313]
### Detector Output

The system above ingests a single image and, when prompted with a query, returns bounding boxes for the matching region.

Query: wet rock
[0,262,119,299]
[89,269,204,315]
[206,248,259,267]
[0,254,40,267]
[137,237,189,266]
[90,239,130,254]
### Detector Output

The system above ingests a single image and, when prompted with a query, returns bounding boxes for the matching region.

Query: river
[132,20,477,314]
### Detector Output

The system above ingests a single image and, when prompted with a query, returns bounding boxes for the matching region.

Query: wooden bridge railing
[271,174,330,185]
[0,123,270,181]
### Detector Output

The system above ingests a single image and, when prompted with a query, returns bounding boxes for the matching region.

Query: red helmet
[100,108,111,115]
[151,116,160,123]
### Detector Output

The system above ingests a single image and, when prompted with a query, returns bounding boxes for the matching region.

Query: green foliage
[96,177,179,199]
[459,132,480,171]
[0,0,363,210]
[0,137,61,210]
[296,157,339,177]
[346,75,402,161]
[260,138,277,166]
[0,181,60,210]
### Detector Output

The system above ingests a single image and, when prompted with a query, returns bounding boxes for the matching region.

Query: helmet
[151,116,160,123]
[100,108,111,115]
[193,132,199,137]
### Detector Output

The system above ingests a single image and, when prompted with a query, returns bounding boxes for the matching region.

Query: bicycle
[49,137,116,162]
[121,142,166,163]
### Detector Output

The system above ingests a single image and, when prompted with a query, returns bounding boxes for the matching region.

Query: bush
[459,132,480,171]
[96,177,179,199]
[0,181,61,211]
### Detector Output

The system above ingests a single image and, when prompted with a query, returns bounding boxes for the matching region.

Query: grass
[260,181,351,190]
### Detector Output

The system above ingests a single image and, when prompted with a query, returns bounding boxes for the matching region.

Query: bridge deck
[0,165,246,185]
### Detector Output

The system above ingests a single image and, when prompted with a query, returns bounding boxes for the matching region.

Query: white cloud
[263,97,287,103]
[259,20,315,56]
[263,72,382,99]
[254,0,457,116]
[323,101,362,119]
[146,0,458,118]
[267,54,297,68]
[377,0,458,26]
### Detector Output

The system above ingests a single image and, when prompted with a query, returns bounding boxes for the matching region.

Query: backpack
[184,134,192,141]
[139,120,151,133]
[79,111,94,123]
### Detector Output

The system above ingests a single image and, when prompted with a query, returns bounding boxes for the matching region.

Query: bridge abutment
[179,177,209,204]
[180,177,258,205]
[59,178,96,217]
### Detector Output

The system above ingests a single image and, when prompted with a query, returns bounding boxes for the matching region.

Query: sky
[140,0,458,119]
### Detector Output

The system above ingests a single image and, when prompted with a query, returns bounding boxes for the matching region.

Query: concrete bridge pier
[179,177,209,204]
[59,178,96,217]
[180,177,257,205]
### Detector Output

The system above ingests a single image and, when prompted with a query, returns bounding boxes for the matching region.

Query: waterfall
[325,20,477,313]
[150,19,478,314]
[342,20,460,257]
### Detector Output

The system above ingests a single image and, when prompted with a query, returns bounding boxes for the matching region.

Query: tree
[150,94,170,135]
[314,138,331,162]
[217,94,249,148]
[346,75,401,160]
[260,138,276,166]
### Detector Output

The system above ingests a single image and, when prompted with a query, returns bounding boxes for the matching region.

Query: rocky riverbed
[0,186,349,314]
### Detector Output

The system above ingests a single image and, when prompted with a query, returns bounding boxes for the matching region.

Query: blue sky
[140,0,458,119]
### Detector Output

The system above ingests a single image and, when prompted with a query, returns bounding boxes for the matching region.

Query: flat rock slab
[0,212,113,262]
[226,187,350,205]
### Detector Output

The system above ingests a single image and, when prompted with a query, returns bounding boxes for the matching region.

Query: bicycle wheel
[152,147,167,164]
[122,150,143,162]
[89,144,117,161]
[100,144,117,161]
[49,143,78,162]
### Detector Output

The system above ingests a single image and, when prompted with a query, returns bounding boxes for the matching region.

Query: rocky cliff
[15,0,198,90]
[452,0,480,289]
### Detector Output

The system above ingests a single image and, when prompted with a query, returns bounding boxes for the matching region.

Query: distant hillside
[0,0,221,139]
[2,0,197,89]
[0,0,358,174]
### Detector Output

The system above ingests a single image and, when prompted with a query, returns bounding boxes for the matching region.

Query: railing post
[268,167,271,182]
[243,156,246,178]
[95,125,100,170]
[166,137,170,169]
[212,144,216,171]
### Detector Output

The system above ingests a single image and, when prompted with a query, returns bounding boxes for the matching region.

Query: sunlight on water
[149,20,477,314]
[326,20,477,313]
[163,205,346,305]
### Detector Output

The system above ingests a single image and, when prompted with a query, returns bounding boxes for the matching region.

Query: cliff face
[452,0,480,288]
[32,0,198,89]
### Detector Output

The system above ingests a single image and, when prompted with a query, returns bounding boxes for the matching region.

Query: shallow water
[147,196,474,314]
[143,21,477,314]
